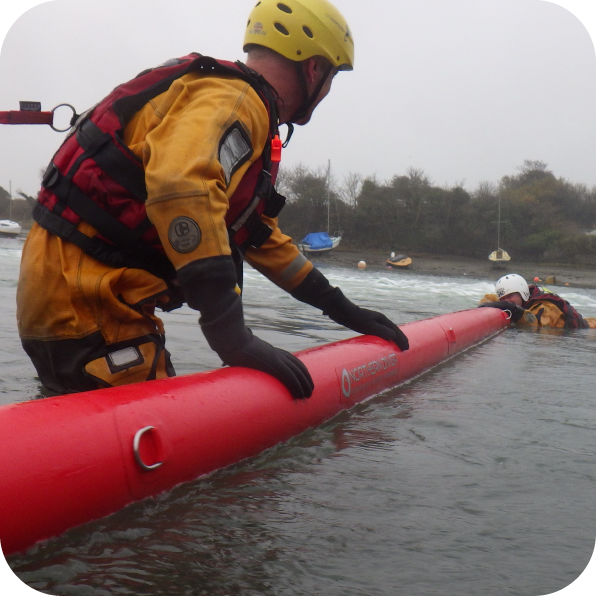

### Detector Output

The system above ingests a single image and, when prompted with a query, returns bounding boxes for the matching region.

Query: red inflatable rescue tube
[0,308,508,556]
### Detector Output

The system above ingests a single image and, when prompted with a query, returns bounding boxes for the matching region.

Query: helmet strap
[291,61,333,123]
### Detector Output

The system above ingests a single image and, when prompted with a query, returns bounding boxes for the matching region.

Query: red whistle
[271,134,282,162]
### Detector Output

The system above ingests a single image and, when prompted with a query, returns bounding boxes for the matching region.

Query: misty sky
[0,0,595,198]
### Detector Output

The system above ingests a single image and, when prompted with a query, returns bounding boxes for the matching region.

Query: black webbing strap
[263,186,286,218]
[243,210,273,249]
[42,163,149,248]
[77,119,147,202]
[33,203,176,280]
[227,169,286,249]
[253,169,286,219]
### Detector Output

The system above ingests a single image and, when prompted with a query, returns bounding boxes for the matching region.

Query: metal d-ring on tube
[133,426,163,471]
[50,103,77,132]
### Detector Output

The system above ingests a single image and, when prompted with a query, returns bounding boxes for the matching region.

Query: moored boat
[299,160,342,254]
[298,231,342,253]
[488,248,511,267]
[386,252,412,269]
[489,195,510,267]
[0,220,21,236]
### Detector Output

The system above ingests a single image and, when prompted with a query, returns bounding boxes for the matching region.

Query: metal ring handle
[133,426,163,471]
[50,103,77,132]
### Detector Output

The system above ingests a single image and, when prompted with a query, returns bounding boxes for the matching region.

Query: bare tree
[339,171,362,207]
[406,167,431,226]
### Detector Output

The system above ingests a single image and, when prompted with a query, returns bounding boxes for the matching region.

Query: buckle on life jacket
[263,187,286,218]
[249,224,273,248]
[42,162,60,189]
[255,170,286,218]
[245,210,273,248]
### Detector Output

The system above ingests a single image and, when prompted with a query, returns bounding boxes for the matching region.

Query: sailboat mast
[326,159,331,233]
[497,195,501,248]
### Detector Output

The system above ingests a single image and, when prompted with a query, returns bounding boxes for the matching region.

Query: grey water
[2,235,596,596]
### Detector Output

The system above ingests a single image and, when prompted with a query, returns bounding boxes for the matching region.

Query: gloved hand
[218,330,314,399]
[478,300,525,323]
[291,268,409,351]
[324,300,410,351]
[177,257,314,399]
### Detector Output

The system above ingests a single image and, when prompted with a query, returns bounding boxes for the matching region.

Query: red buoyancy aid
[33,54,286,284]
[526,285,589,329]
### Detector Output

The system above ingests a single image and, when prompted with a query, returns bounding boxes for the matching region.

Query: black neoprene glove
[178,257,314,399]
[478,300,525,323]
[291,268,409,351]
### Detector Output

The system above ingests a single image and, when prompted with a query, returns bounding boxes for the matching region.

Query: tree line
[277,160,596,265]
[2,160,596,265]
[0,187,36,225]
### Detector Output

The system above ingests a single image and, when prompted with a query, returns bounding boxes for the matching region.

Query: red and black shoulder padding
[33,54,284,281]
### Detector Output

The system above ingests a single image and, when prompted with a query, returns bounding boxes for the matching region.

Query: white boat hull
[299,235,341,253]
[0,220,21,236]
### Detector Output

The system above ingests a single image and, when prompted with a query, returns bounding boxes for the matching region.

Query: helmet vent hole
[277,3,292,13]
[302,26,313,38]
[274,22,290,35]
[247,19,251,26]
[297,50,302,55]
[255,2,261,6]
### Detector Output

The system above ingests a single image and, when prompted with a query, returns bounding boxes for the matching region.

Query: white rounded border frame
[0,0,595,595]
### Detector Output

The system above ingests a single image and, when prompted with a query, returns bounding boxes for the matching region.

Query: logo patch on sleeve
[168,216,201,253]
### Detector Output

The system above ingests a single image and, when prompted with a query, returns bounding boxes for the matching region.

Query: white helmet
[495,273,530,302]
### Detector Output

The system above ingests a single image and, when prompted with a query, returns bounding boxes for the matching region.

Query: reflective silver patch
[168,216,201,253]
[219,127,251,185]
[109,347,141,367]
[278,253,309,284]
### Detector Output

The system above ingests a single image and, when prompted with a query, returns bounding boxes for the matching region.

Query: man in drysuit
[17,0,409,397]
[479,273,595,329]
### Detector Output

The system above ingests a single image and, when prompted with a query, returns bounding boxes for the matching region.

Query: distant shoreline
[12,228,596,290]
[305,247,596,290]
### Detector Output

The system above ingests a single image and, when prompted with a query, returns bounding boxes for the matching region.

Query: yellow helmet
[243,0,354,71]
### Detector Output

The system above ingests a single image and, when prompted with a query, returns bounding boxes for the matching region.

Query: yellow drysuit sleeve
[478,293,499,305]
[245,216,313,292]
[124,72,311,291]
[125,73,266,269]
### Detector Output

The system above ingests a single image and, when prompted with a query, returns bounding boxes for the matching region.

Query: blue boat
[298,231,342,254]
[297,161,342,254]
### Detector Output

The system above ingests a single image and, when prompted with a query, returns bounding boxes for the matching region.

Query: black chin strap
[290,61,333,123]
[282,123,294,147]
